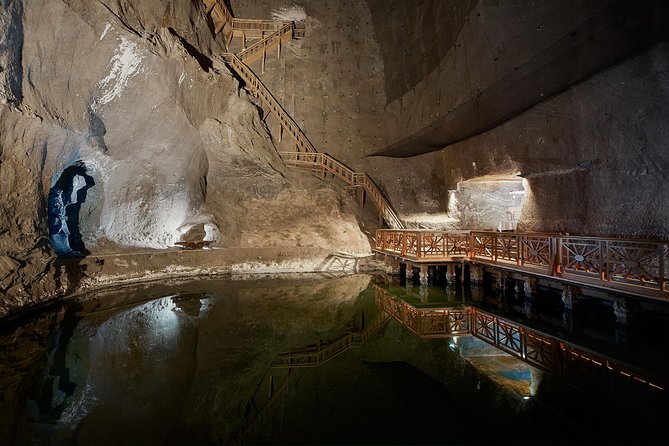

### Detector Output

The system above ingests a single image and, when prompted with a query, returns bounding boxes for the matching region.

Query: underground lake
[0,274,667,445]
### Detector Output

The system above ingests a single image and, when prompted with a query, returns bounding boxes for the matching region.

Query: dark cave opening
[47,162,95,257]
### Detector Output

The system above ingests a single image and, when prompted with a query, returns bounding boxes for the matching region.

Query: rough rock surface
[0,0,371,318]
[229,0,443,218]
[365,0,669,237]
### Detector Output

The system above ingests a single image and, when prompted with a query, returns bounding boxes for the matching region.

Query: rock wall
[0,0,371,318]
[228,0,443,217]
[366,0,669,237]
[445,43,669,238]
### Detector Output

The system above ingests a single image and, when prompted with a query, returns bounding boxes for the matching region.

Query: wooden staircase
[279,152,404,230]
[200,1,404,230]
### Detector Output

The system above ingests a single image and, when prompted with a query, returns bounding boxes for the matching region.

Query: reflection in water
[0,274,667,445]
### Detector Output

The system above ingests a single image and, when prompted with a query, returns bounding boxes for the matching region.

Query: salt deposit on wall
[92,37,144,112]
[271,4,307,22]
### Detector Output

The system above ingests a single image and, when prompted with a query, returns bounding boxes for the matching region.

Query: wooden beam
[261,40,266,73]
[214,18,226,34]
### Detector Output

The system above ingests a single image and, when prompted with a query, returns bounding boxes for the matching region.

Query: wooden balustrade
[206,4,405,231]
[273,312,390,368]
[237,367,307,443]
[374,229,669,299]
[374,285,664,390]
[236,23,293,67]
[272,333,355,368]
[201,0,233,39]
[280,152,403,229]
[221,54,317,154]
[232,18,290,32]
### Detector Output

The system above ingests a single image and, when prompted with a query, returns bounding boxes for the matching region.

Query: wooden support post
[278,123,283,142]
[242,30,246,50]
[278,38,282,59]
[226,27,234,47]
[358,187,366,208]
[262,41,266,73]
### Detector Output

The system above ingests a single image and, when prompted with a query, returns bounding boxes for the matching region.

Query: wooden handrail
[374,229,669,298]
[279,152,403,229]
[204,4,404,230]
[374,285,665,390]
[236,23,293,65]
[201,0,233,35]
[232,18,291,31]
[222,54,317,153]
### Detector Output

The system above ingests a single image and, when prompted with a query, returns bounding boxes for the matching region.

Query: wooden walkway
[374,285,665,391]
[200,0,404,229]
[375,229,669,300]
[199,1,669,303]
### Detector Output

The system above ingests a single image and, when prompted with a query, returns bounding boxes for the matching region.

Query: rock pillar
[523,277,538,320]
[419,265,429,286]
[419,284,429,304]
[387,256,401,274]
[561,285,577,311]
[405,262,414,283]
[613,298,629,325]
[445,263,457,286]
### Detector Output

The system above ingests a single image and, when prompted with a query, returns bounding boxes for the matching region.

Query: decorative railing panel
[374,230,669,299]
[605,240,664,289]
[495,233,520,263]
[520,234,552,267]
[560,237,602,278]
[523,331,558,371]
[472,232,495,260]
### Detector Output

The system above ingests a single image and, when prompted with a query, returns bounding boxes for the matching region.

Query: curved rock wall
[367,0,669,237]
[0,0,371,318]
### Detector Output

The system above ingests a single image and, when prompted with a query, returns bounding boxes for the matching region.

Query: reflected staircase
[236,311,389,443]
[200,0,404,229]
[271,312,391,368]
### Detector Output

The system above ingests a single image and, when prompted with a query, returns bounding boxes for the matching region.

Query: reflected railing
[375,229,669,299]
[271,312,391,368]
[374,284,665,391]
[239,311,390,442]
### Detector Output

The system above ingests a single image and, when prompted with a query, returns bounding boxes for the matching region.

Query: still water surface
[0,274,667,445]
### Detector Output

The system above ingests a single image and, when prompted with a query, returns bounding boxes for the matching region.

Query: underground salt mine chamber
[1,0,668,444]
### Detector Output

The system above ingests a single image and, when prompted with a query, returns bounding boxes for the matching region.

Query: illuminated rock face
[0,0,370,317]
[364,0,669,237]
[1,0,667,316]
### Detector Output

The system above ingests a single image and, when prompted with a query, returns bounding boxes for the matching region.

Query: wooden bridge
[374,285,665,391]
[200,0,404,229]
[375,229,669,301]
